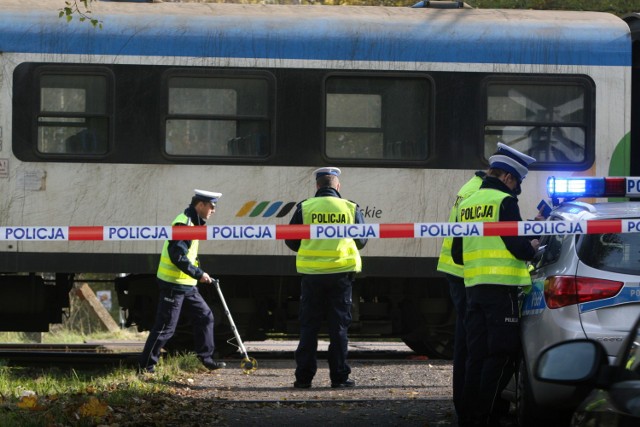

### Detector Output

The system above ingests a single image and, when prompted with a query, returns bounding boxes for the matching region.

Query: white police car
[503,176,640,426]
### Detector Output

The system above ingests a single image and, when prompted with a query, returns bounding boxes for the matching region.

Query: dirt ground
[133,355,457,426]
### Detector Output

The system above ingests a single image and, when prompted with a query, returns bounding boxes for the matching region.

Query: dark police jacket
[451,176,536,265]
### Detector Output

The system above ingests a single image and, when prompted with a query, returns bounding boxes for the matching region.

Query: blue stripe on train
[0,11,630,66]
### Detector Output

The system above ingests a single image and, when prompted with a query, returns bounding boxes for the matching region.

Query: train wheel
[401,325,454,359]
[400,297,454,359]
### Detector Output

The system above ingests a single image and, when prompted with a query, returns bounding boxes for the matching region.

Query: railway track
[0,341,417,367]
[0,343,142,367]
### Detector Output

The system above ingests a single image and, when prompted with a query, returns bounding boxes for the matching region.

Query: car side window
[533,233,565,269]
[577,232,640,275]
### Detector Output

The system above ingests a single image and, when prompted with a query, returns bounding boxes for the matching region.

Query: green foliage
[59,0,102,28]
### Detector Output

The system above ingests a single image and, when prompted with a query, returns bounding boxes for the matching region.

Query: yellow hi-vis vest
[156,213,199,286]
[458,188,531,287]
[436,175,483,278]
[296,196,362,274]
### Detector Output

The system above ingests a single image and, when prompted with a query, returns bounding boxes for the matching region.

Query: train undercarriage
[0,272,455,360]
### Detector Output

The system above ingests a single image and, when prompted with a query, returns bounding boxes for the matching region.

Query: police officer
[138,189,226,374]
[452,144,539,427]
[285,167,367,389]
[436,170,486,421]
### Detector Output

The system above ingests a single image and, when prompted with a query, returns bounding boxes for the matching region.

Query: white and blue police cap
[313,167,341,180]
[489,143,536,183]
[194,189,222,205]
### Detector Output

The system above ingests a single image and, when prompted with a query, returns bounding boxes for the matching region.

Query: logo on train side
[235,201,297,218]
[235,201,383,219]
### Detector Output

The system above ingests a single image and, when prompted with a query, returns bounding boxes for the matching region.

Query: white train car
[0,0,633,356]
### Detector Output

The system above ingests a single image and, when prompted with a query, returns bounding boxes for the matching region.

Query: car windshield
[577,231,640,275]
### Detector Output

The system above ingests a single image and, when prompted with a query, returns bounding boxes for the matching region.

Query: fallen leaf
[77,396,109,419]
[17,395,39,410]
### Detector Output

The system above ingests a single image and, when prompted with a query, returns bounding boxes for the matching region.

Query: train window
[324,76,431,161]
[37,74,109,155]
[165,76,270,158]
[483,81,591,168]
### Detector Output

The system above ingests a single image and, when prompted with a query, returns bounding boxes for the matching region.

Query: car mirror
[534,340,607,384]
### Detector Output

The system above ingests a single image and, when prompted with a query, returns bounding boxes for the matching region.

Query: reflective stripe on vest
[458,188,531,287]
[436,175,483,278]
[156,213,199,286]
[296,196,362,274]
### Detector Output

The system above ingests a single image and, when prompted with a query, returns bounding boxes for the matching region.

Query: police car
[534,311,640,426]
[503,176,640,427]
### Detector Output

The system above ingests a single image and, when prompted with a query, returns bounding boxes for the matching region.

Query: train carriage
[0,0,634,357]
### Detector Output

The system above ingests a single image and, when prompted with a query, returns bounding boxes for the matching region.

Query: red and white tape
[1,219,638,241]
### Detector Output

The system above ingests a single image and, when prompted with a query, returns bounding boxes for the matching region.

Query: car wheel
[516,358,541,427]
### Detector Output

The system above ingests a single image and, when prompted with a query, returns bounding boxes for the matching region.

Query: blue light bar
[547,177,635,199]
[547,177,604,198]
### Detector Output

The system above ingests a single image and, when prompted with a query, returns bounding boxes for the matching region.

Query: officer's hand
[530,239,540,251]
[199,273,213,284]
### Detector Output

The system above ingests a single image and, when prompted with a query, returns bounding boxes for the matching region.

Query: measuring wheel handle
[212,279,258,374]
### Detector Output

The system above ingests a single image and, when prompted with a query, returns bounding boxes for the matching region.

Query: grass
[0,328,147,345]
[0,328,209,426]
[0,353,209,426]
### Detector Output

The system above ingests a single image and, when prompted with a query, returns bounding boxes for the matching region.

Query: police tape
[0,219,638,241]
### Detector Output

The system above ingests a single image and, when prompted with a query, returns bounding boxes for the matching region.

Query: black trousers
[446,274,467,418]
[139,281,215,370]
[295,272,353,384]
[460,285,520,427]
